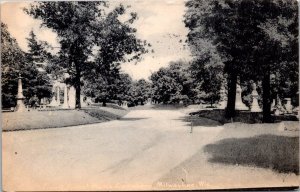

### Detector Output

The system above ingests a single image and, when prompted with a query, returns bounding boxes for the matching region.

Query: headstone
[68,86,76,109]
[235,84,249,110]
[274,96,286,115]
[146,98,152,106]
[123,101,128,108]
[250,83,262,112]
[284,98,293,114]
[62,85,69,109]
[16,74,26,112]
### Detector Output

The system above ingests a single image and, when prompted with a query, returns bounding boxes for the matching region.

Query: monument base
[16,99,26,112]
[235,102,249,110]
[251,99,262,112]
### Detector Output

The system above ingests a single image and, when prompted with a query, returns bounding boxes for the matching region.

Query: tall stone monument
[16,74,26,112]
[250,83,262,112]
[235,84,249,110]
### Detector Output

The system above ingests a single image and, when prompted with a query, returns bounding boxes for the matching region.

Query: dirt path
[2,109,298,191]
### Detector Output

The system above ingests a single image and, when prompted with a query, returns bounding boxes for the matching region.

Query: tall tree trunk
[262,64,271,123]
[225,72,237,119]
[75,63,81,109]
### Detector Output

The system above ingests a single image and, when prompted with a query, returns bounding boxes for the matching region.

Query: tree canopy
[25,2,149,108]
[184,0,298,121]
[1,23,52,108]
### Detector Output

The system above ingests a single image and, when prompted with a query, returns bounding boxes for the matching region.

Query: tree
[25,2,107,108]
[150,60,195,104]
[1,22,52,108]
[185,0,298,122]
[26,2,149,108]
[189,39,224,106]
[1,22,25,108]
[128,79,151,106]
[25,30,52,100]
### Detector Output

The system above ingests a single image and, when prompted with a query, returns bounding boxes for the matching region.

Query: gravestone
[16,74,26,112]
[146,98,152,106]
[123,101,128,108]
[284,98,293,114]
[274,96,286,115]
[235,84,249,110]
[250,83,262,112]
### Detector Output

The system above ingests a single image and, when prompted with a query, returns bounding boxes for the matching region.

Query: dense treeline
[2,1,298,117]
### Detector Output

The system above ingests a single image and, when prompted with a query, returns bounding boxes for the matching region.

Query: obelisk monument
[16,74,26,112]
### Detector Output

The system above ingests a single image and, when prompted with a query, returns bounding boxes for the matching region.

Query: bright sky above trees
[1,0,191,80]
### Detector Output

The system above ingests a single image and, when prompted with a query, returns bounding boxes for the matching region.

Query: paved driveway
[2,109,298,191]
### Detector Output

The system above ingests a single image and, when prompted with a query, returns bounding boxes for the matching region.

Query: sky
[1,0,191,80]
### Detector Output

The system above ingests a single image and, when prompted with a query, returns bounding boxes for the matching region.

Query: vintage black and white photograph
[1,0,299,191]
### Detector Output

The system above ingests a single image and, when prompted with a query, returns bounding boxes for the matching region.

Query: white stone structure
[122,101,128,108]
[274,96,286,115]
[235,84,249,110]
[146,98,152,106]
[250,83,262,112]
[284,98,293,114]
[16,74,26,112]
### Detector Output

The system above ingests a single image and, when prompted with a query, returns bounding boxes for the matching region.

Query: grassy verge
[204,134,299,174]
[2,107,128,131]
[190,109,298,124]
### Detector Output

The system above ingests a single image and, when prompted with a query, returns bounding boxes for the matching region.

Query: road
[2,109,298,191]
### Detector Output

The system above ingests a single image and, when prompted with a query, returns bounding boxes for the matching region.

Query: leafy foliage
[184,0,298,121]
[150,60,195,104]
[1,22,52,108]
[127,79,152,106]
[26,2,149,108]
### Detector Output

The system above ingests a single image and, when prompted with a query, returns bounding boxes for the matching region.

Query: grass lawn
[204,134,299,174]
[2,107,128,131]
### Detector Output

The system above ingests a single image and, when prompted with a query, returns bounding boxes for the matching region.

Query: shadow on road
[204,134,299,174]
[175,116,222,127]
[119,117,149,121]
